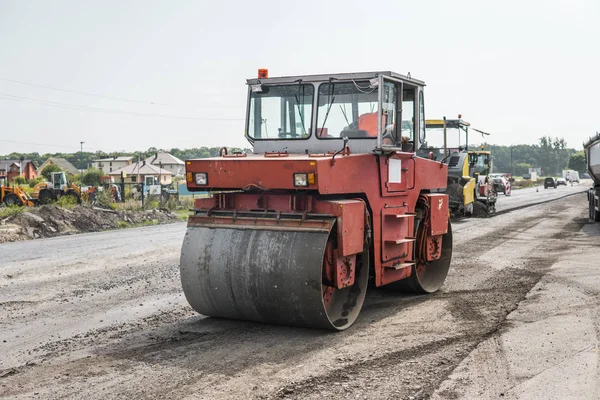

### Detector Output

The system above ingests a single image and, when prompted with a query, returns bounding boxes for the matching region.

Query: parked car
[556,177,567,186]
[544,177,557,189]
[489,173,511,195]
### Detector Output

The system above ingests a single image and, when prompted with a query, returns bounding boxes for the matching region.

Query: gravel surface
[1,193,599,399]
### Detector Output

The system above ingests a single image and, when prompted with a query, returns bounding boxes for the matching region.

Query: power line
[0,93,244,121]
[0,138,134,152]
[0,138,104,151]
[0,77,210,108]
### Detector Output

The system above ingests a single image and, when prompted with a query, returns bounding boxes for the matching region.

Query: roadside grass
[0,205,25,218]
[115,218,161,229]
[110,200,142,212]
[56,195,79,209]
[511,179,536,189]
[174,209,191,221]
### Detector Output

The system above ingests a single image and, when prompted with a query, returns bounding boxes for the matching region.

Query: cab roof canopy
[425,119,471,129]
[246,71,425,86]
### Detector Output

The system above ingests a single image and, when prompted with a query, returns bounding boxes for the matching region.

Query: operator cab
[423,118,471,160]
[245,71,427,155]
[52,172,67,190]
[469,151,491,176]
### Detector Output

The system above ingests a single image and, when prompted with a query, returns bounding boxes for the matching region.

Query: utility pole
[80,141,85,172]
[510,146,514,177]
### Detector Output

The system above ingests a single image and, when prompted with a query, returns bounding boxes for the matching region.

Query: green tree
[40,164,63,181]
[568,151,586,174]
[552,137,567,175]
[514,162,534,176]
[81,168,104,187]
[13,176,26,185]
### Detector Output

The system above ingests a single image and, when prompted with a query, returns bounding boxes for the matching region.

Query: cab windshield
[469,153,490,175]
[424,123,469,155]
[247,84,313,139]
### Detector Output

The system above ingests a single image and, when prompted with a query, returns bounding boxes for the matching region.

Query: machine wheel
[180,225,369,330]
[4,194,21,206]
[66,190,81,203]
[591,195,600,222]
[389,210,453,293]
[472,201,490,217]
[39,190,54,204]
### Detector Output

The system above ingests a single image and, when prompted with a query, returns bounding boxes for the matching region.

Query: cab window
[402,88,415,142]
[316,81,379,139]
[248,84,313,140]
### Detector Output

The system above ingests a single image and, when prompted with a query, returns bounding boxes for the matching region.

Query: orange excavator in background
[0,176,36,207]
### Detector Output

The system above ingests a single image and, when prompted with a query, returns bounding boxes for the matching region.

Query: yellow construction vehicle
[0,176,37,206]
[424,118,497,216]
[32,171,81,204]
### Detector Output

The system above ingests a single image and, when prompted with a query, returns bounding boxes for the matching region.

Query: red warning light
[258,69,269,79]
[458,114,462,119]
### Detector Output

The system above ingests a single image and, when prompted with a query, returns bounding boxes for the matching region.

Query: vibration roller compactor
[181,70,453,330]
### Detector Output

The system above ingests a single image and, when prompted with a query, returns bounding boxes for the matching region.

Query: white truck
[584,133,600,221]
[562,169,580,184]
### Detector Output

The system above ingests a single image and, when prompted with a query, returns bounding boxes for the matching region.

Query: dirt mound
[0,205,179,243]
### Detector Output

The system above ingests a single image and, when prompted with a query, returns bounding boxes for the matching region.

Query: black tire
[39,189,54,204]
[472,200,490,217]
[387,212,453,293]
[4,193,21,206]
[592,196,600,222]
[66,190,81,204]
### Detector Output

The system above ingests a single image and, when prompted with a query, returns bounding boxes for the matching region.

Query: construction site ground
[1,188,599,399]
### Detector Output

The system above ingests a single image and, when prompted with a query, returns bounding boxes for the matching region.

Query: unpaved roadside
[1,193,598,399]
[0,204,181,243]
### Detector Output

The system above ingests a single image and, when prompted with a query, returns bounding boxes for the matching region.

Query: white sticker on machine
[388,158,401,183]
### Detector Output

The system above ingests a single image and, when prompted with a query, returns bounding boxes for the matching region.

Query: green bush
[160,197,180,211]
[56,195,78,209]
[144,200,159,210]
[13,176,26,185]
[95,188,115,208]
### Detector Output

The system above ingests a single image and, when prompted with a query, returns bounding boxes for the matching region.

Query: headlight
[195,173,208,185]
[294,173,308,187]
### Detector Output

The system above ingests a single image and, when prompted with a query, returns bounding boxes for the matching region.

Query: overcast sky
[0,0,598,155]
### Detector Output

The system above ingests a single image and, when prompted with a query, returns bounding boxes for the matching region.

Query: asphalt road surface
[1,192,599,399]
[495,180,589,213]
